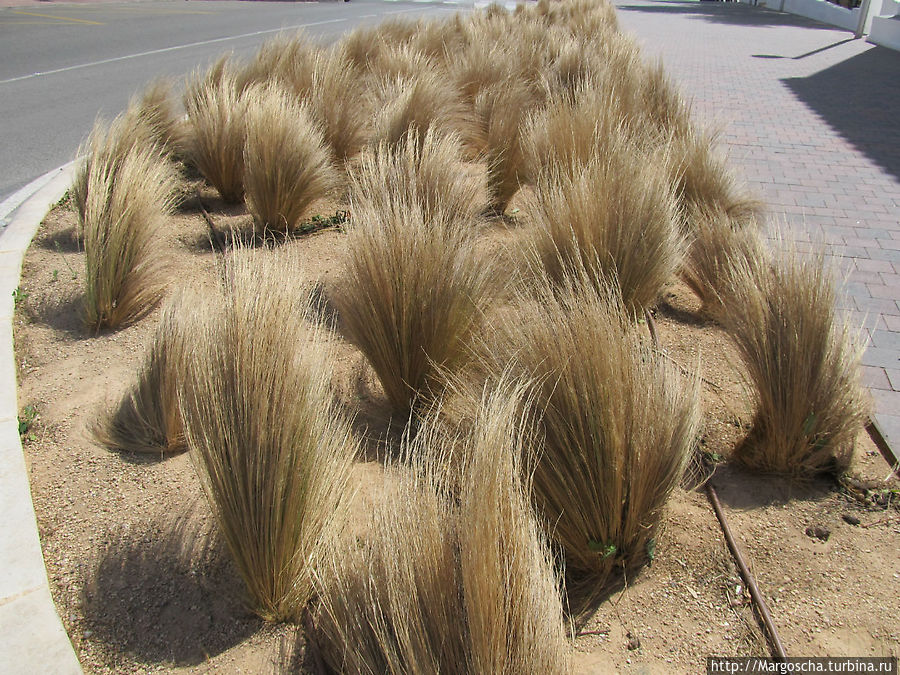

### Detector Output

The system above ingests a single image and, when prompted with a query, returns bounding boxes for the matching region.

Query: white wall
[767,0,860,31]
[869,14,900,49]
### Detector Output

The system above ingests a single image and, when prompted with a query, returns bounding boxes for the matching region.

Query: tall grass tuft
[183,57,248,203]
[312,380,571,674]
[81,139,178,331]
[370,70,470,151]
[332,201,500,415]
[522,78,630,182]
[526,143,682,315]
[309,50,370,163]
[668,127,761,226]
[240,31,319,96]
[457,381,571,674]
[178,250,357,622]
[475,79,540,215]
[242,84,339,234]
[680,206,765,316]
[479,275,700,610]
[349,127,484,225]
[72,116,156,229]
[720,244,868,478]
[123,78,186,158]
[72,79,184,226]
[93,290,193,455]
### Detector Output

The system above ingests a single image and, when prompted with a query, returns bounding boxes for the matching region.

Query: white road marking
[0,17,349,86]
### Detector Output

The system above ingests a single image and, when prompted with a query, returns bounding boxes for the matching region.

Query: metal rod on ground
[644,309,659,347]
[705,483,788,661]
[865,417,899,477]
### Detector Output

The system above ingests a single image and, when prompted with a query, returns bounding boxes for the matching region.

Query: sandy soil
[13,184,900,674]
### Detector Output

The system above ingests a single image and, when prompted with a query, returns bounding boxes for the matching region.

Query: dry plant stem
[178,250,357,622]
[196,192,227,254]
[865,417,900,478]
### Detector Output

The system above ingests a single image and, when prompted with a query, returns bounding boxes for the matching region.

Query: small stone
[805,525,830,541]
[626,632,641,651]
[842,514,861,526]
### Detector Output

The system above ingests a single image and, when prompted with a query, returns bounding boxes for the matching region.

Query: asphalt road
[0,0,462,211]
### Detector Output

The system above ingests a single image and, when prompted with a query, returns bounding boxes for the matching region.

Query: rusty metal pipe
[644,309,659,347]
[865,417,899,477]
[706,483,788,660]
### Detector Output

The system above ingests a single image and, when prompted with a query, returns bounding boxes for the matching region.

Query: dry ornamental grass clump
[183,57,248,203]
[349,127,484,226]
[313,381,571,674]
[476,275,700,611]
[72,115,157,228]
[81,137,178,331]
[122,78,187,159]
[526,140,683,315]
[242,83,339,234]
[720,245,868,478]
[668,125,762,226]
[239,31,319,96]
[333,200,500,415]
[475,79,542,215]
[370,69,472,151]
[680,205,766,317]
[93,291,193,455]
[522,77,633,182]
[178,251,357,622]
[308,49,371,163]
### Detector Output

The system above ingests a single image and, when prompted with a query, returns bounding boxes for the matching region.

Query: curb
[0,163,82,674]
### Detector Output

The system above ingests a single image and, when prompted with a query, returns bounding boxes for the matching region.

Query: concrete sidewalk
[616,0,900,442]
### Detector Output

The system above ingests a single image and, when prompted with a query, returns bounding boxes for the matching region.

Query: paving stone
[861,365,891,390]
[886,369,900,392]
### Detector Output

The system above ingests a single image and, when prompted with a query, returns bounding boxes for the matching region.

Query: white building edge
[739,0,900,51]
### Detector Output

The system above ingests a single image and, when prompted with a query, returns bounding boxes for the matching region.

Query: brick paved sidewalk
[616,0,900,443]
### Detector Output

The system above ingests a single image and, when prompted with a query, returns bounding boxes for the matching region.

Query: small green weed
[294,210,350,237]
[12,287,28,308]
[18,405,37,439]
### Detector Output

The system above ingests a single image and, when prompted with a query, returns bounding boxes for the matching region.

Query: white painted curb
[0,163,82,674]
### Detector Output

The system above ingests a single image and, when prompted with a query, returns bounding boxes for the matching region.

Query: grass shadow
[707,461,835,509]
[81,514,262,667]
